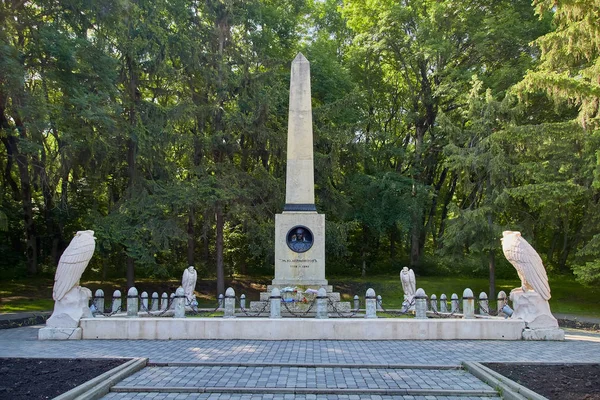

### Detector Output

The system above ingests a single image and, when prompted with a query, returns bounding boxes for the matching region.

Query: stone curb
[463,361,548,400]
[0,312,50,329]
[53,357,147,400]
[111,386,498,396]
[148,361,461,369]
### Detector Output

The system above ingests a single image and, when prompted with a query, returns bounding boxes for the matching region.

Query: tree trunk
[187,207,195,266]
[390,226,397,261]
[409,220,421,269]
[361,224,368,277]
[13,135,37,275]
[126,256,135,288]
[215,204,225,296]
[488,250,496,303]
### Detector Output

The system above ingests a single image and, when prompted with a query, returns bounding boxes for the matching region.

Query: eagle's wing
[400,271,409,293]
[503,233,551,300]
[408,269,416,293]
[517,237,551,300]
[53,232,96,301]
[182,269,191,293]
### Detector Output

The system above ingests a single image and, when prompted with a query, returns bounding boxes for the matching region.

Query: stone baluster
[240,294,246,310]
[270,288,281,319]
[497,291,507,316]
[353,295,359,311]
[451,293,460,313]
[415,288,427,319]
[141,291,149,312]
[218,294,224,309]
[169,293,175,310]
[430,294,437,312]
[151,292,159,311]
[94,289,104,314]
[127,287,138,317]
[479,292,489,315]
[224,287,236,318]
[161,292,168,311]
[316,288,328,319]
[174,287,186,318]
[462,288,475,319]
[112,290,121,313]
[376,295,383,310]
[365,288,377,319]
[440,294,448,313]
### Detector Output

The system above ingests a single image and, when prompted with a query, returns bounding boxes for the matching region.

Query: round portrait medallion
[286,226,314,253]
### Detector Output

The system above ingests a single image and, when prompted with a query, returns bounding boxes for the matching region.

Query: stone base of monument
[509,288,564,341]
[250,285,351,315]
[38,327,83,340]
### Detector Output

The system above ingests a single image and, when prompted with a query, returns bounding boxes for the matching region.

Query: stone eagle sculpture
[182,266,197,304]
[40,230,96,338]
[400,267,416,297]
[53,230,96,301]
[400,267,416,310]
[501,231,551,300]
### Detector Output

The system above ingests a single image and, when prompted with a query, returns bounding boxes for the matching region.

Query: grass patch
[331,274,600,317]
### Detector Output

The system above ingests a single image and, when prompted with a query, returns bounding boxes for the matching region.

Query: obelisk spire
[284,53,316,212]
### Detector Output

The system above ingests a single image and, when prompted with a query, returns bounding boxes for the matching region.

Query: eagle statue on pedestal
[501,231,551,300]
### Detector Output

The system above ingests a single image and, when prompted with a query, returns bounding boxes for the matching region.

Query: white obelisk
[284,53,316,211]
[273,53,327,288]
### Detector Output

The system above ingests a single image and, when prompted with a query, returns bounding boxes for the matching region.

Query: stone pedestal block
[273,212,327,287]
[46,286,92,329]
[522,327,565,340]
[510,288,558,329]
[510,288,564,341]
[38,327,82,340]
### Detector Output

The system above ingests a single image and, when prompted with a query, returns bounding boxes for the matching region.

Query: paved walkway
[1,325,599,399]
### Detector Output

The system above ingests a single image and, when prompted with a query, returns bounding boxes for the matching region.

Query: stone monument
[251,54,349,314]
[39,230,96,340]
[273,53,327,289]
[501,231,564,340]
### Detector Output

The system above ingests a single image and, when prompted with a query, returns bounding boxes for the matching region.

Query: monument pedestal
[510,288,564,341]
[273,212,327,287]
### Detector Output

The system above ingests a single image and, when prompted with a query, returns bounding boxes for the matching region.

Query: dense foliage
[1,0,599,293]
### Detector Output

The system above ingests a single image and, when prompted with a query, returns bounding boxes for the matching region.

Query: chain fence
[237,297,270,317]
[327,298,361,318]
[375,298,415,317]
[281,298,316,317]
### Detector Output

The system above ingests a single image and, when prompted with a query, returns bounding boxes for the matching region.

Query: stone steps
[102,363,500,399]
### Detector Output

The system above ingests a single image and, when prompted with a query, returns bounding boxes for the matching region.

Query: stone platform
[79,317,526,340]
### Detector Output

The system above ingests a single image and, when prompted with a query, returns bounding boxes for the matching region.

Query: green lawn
[1,274,598,318]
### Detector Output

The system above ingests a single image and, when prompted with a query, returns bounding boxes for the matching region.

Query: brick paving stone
[1,325,596,399]
[112,366,491,391]
[1,325,599,366]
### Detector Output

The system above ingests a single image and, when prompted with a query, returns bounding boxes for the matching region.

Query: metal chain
[136,295,175,317]
[91,297,122,317]
[327,298,361,318]
[184,298,221,317]
[281,298,316,317]
[476,299,500,316]
[427,297,462,318]
[237,297,270,317]
[376,298,415,317]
